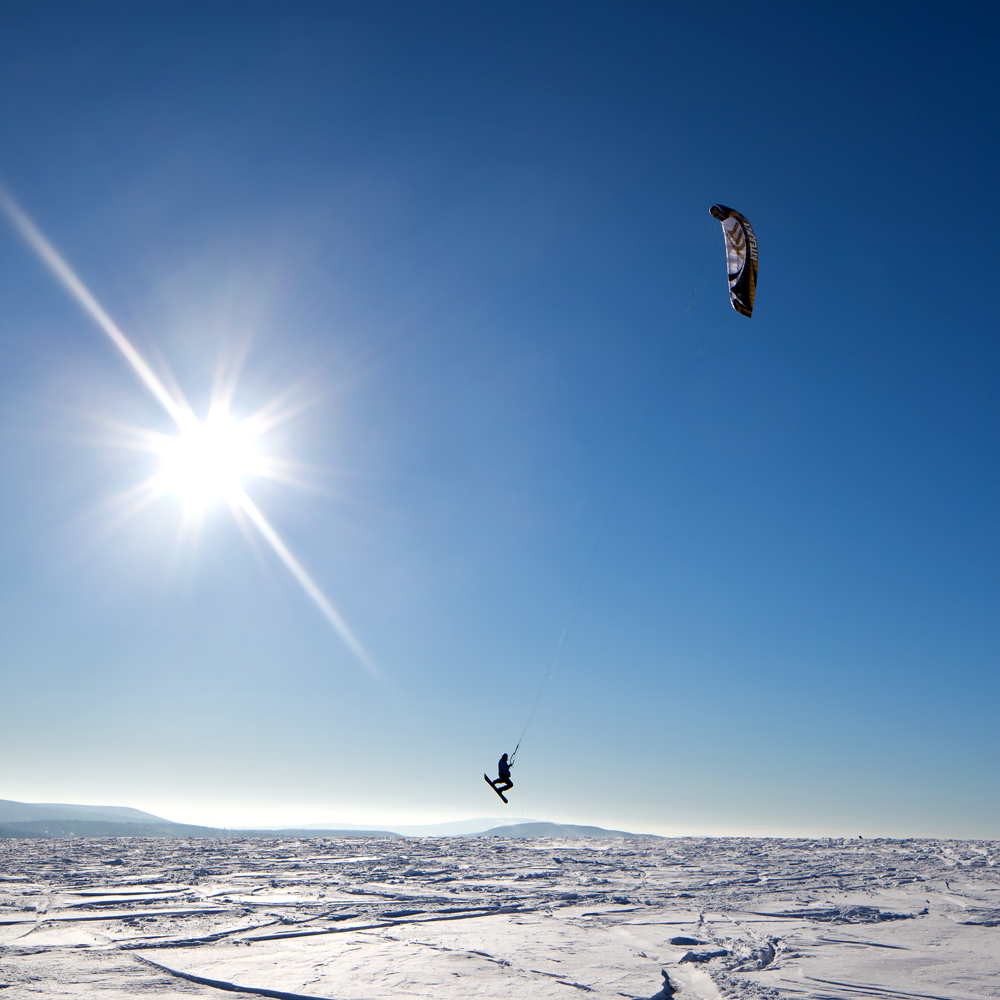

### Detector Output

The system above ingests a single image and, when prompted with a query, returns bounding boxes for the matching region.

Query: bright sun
[158,412,260,509]
[1,188,376,670]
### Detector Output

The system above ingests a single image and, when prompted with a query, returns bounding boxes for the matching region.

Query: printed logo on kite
[710,204,758,318]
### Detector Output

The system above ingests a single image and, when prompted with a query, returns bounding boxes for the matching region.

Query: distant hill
[344,818,540,836]
[0,800,642,841]
[0,799,169,825]
[0,819,225,839]
[474,822,640,838]
[0,801,400,840]
[0,820,401,840]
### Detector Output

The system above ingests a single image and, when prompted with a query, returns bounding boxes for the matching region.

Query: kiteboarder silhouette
[485,753,513,803]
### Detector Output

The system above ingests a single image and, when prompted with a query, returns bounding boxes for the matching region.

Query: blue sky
[0,1,996,837]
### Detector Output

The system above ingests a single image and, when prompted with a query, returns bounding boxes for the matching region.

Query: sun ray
[233,490,379,677]
[75,474,171,547]
[240,379,334,438]
[208,334,252,418]
[1,186,376,674]
[0,187,194,430]
[245,456,354,497]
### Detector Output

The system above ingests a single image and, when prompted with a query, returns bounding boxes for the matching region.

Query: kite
[710,204,758,318]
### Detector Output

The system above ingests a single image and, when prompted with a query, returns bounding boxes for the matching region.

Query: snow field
[1,835,997,998]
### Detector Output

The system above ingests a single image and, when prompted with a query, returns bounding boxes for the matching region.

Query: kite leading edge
[710,204,758,318]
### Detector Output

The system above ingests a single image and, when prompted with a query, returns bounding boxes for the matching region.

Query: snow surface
[1,835,997,998]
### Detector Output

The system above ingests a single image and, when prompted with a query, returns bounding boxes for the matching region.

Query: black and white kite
[710,204,758,318]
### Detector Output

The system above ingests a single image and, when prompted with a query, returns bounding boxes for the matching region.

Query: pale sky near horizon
[0,2,997,839]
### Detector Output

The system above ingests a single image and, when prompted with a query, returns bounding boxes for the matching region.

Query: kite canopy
[709,204,758,318]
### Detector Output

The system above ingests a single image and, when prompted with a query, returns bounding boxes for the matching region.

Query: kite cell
[710,204,758,317]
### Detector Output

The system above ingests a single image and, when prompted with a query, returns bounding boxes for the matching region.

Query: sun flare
[158,411,261,510]
[1,188,375,672]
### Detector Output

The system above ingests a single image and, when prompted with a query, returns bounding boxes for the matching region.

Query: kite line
[507,203,758,769]
[508,481,624,766]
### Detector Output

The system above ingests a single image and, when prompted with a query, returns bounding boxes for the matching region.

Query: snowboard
[484,773,508,804]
